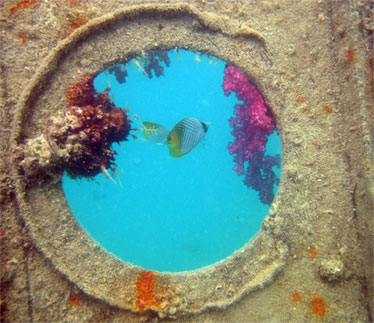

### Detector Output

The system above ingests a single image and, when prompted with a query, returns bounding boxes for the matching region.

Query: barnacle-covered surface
[0,0,373,322]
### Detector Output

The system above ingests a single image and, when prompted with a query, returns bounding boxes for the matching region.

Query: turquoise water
[62,50,281,272]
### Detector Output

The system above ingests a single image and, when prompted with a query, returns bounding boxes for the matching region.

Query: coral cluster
[65,75,131,177]
[108,64,128,84]
[19,75,131,183]
[222,65,280,205]
[243,152,280,205]
[141,50,171,78]
[107,50,170,84]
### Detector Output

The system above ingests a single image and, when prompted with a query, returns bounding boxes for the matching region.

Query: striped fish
[167,117,210,158]
[142,121,169,144]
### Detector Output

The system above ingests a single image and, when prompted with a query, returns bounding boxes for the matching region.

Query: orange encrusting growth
[10,0,42,15]
[323,105,332,113]
[311,298,326,317]
[135,270,160,311]
[292,293,301,302]
[347,48,356,65]
[68,16,88,32]
[70,295,80,305]
[308,247,318,258]
[69,0,82,5]
[295,97,305,103]
[18,34,27,44]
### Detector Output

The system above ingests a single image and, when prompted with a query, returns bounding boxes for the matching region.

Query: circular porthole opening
[62,49,282,272]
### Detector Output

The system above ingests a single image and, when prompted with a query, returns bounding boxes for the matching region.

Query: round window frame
[11,3,287,319]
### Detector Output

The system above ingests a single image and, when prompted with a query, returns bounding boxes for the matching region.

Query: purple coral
[222,65,280,205]
[108,64,128,84]
[244,152,280,205]
[143,50,171,78]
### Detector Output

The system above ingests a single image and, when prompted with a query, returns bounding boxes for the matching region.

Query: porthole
[62,49,282,272]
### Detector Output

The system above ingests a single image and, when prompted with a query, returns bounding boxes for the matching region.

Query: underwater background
[62,50,281,272]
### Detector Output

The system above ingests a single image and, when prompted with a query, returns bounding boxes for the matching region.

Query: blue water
[62,50,281,272]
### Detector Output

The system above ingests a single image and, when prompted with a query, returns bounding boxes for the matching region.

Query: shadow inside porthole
[62,49,281,272]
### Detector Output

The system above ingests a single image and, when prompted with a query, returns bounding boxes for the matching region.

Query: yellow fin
[167,126,182,157]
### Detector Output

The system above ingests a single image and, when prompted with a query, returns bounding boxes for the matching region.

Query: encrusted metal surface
[1,1,372,322]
